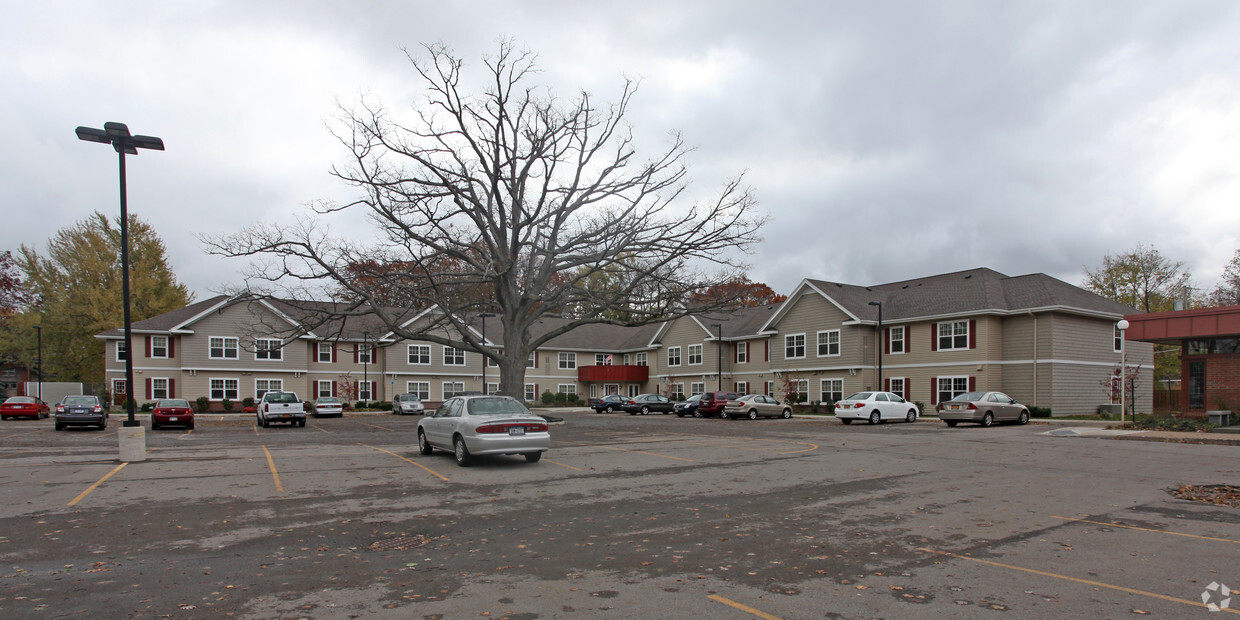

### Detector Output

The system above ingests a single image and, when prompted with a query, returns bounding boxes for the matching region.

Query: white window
[890,326,905,354]
[558,352,576,369]
[820,378,843,403]
[688,344,703,365]
[408,344,430,365]
[527,352,537,368]
[937,376,970,403]
[443,346,465,366]
[667,346,682,366]
[889,377,906,399]
[691,382,705,395]
[669,382,685,399]
[1114,326,1124,353]
[151,336,168,358]
[317,342,333,363]
[407,381,430,400]
[635,352,647,366]
[357,343,374,364]
[115,340,128,361]
[151,378,169,400]
[736,342,748,364]
[524,384,537,402]
[443,381,465,398]
[765,380,774,396]
[486,382,499,395]
[255,378,283,399]
[558,384,578,397]
[785,333,806,359]
[938,321,969,351]
[595,354,608,365]
[112,378,127,398]
[628,384,640,397]
[316,380,334,398]
[209,378,239,401]
[787,379,808,401]
[209,337,239,360]
[255,338,283,361]
[735,381,749,395]
[487,354,498,367]
[623,354,631,365]
[816,330,840,357]
[358,381,374,401]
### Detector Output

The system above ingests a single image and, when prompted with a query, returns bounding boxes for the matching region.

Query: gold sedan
[720,394,793,420]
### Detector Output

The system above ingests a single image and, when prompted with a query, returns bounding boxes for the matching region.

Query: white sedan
[834,391,920,425]
[418,395,550,466]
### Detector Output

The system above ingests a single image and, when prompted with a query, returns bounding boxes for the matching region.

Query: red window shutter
[145,335,152,358]
[884,328,890,354]
[764,340,769,361]
[169,337,175,358]
[145,377,152,399]
[331,345,338,363]
[902,378,909,401]
[734,345,739,363]
[353,347,359,364]
[930,377,938,405]
[884,378,890,391]
[534,354,539,368]
[331,382,338,397]
[169,379,176,398]
[905,327,910,353]
[969,320,977,349]
[969,376,976,391]
[931,325,938,351]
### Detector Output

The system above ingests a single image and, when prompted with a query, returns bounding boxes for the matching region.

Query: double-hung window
[151,378,169,400]
[255,338,283,361]
[255,378,283,399]
[820,378,843,404]
[1114,326,1123,352]
[316,380,333,398]
[558,352,576,369]
[209,378,239,401]
[317,342,334,363]
[209,337,239,360]
[736,342,747,364]
[357,343,373,364]
[785,334,806,359]
[408,344,431,365]
[407,381,430,400]
[150,336,169,358]
[938,321,969,351]
[635,352,647,366]
[667,346,682,367]
[889,377,906,399]
[816,330,840,357]
[889,326,905,354]
[443,346,465,366]
[937,376,970,403]
[688,344,703,365]
[116,340,128,361]
[443,381,465,398]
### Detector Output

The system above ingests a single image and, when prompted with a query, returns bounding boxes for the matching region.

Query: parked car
[1,396,50,420]
[392,393,426,415]
[696,391,741,418]
[313,397,344,417]
[623,393,676,415]
[720,394,793,420]
[257,391,306,427]
[592,394,628,414]
[939,391,1030,427]
[55,395,108,431]
[417,394,549,466]
[673,394,703,418]
[151,398,195,430]
[834,391,920,425]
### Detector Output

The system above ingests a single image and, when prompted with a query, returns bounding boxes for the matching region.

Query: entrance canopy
[1124,305,1240,344]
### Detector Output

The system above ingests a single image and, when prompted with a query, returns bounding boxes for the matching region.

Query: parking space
[1,411,1236,618]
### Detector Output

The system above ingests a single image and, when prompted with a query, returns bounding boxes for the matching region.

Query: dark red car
[1,396,51,420]
[696,391,740,418]
[151,398,195,430]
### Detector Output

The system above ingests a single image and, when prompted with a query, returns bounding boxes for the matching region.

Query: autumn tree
[0,251,27,327]
[205,42,766,397]
[1083,244,1193,313]
[1207,249,1240,307]
[12,212,193,384]
[690,276,787,307]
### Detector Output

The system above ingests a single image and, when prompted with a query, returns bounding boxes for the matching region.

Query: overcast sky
[5,1,1240,302]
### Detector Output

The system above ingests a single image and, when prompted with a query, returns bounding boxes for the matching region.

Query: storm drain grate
[368,535,433,552]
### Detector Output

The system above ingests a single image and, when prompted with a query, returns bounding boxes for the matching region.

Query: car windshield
[62,396,97,406]
[466,397,532,416]
[737,395,755,402]
[318,398,341,404]
[949,392,986,402]
[157,399,190,408]
[686,394,701,402]
[265,393,298,403]
[843,392,872,401]
[399,395,421,402]
[6,397,35,404]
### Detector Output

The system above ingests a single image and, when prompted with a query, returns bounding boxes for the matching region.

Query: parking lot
[1,411,1237,618]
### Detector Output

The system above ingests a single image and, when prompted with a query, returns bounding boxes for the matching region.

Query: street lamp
[710,323,723,391]
[868,301,883,390]
[1116,319,1129,425]
[477,313,495,394]
[33,325,41,402]
[76,122,163,438]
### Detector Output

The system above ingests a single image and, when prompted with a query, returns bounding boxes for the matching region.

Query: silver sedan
[938,391,1030,427]
[720,394,793,420]
[417,395,550,466]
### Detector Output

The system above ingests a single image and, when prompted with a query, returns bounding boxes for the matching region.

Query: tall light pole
[868,301,883,390]
[710,323,723,391]
[33,325,41,401]
[477,313,495,394]
[76,123,163,435]
[1117,319,1129,425]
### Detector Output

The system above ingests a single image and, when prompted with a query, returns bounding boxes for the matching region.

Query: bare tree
[204,42,765,397]
[1207,249,1240,307]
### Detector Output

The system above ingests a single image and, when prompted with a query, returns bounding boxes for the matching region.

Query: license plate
[508,427,525,436]
[169,417,178,421]
[949,405,961,410]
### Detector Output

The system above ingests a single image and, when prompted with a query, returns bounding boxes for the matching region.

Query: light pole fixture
[477,313,496,394]
[1116,319,1129,425]
[33,325,42,402]
[76,122,164,430]
[868,301,883,390]
[710,323,723,391]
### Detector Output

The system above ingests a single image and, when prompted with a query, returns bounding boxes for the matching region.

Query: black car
[592,394,628,413]
[55,395,108,431]
[674,394,703,418]
[623,393,676,415]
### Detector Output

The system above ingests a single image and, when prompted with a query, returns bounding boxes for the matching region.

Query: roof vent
[865,287,872,291]
[965,274,973,279]
[902,285,908,289]
[835,283,843,287]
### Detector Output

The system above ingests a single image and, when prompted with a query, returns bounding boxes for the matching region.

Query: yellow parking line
[707,594,783,620]
[359,443,449,482]
[307,423,331,434]
[544,458,583,471]
[918,548,1240,614]
[68,463,127,506]
[1052,516,1240,545]
[559,440,695,462]
[1,430,43,439]
[261,445,284,494]
[358,421,396,432]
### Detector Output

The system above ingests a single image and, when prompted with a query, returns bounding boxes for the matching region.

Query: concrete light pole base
[119,425,147,462]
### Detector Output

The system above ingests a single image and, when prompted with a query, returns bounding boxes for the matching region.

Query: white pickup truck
[257,391,307,428]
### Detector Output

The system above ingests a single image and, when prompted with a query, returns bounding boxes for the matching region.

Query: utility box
[22,382,86,404]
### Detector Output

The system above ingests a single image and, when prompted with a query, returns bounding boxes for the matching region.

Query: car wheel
[782,408,792,419]
[641,406,650,415]
[605,406,615,413]
[1018,410,1030,425]
[748,409,758,420]
[453,435,472,467]
[693,410,702,418]
[1,415,7,421]
[719,411,729,419]
[298,419,306,427]
[54,422,63,431]
[629,411,637,416]
[187,423,195,431]
[980,412,994,427]
[524,451,542,463]
[945,420,958,427]
[676,413,685,417]
[151,422,159,431]
[906,409,917,423]
[840,418,853,425]
[868,411,880,425]
[418,430,434,455]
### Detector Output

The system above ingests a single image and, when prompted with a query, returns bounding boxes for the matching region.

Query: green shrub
[242,397,255,409]
[1029,406,1053,418]
[195,396,210,413]
[1127,414,1214,432]
[221,398,234,412]
[355,400,367,409]
[541,391,556,405]
[140,401,154,412]
[376,402,393,411]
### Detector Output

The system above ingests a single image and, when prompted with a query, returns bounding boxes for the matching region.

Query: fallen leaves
[1171,484,1240,508]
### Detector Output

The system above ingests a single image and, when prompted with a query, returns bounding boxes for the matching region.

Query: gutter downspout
[1028,310,1038,407]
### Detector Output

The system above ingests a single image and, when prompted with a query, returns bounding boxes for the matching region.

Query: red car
[1,396,51,420]
[151,398,195,430]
